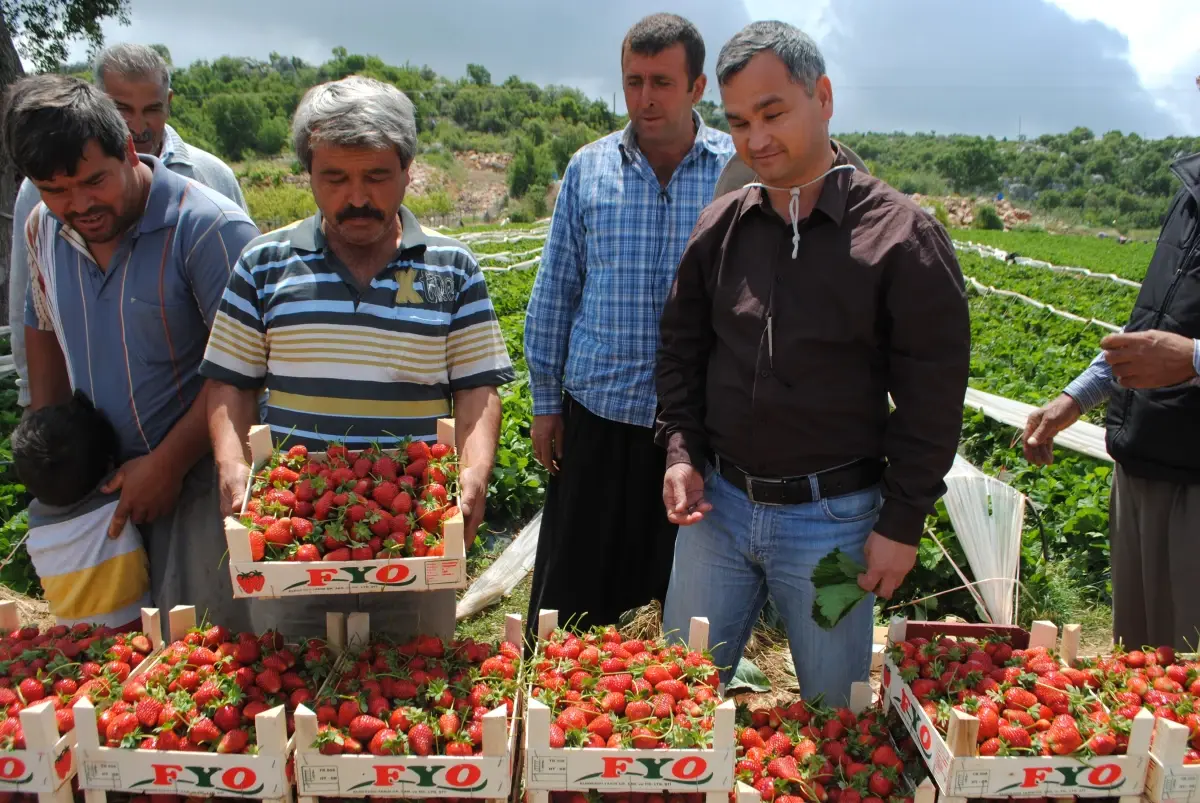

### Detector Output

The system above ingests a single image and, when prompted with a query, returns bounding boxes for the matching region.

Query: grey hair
[292,75,417,171]
[93,43,171,92]
[716,20,825,94]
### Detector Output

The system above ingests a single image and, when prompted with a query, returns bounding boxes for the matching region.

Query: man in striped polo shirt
[201,75,514,637]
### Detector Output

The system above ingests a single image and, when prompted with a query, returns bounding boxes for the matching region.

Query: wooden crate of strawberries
[0,603,161,803]
[292,612,523,800]
[74,605,339,803]
[881,618,1153,803]
[1056,627,1200,803]
[226,418,467,599]
[736,681,934,803]
[523,609,736,803]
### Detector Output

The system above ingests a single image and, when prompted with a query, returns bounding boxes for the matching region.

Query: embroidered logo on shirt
[394,269,424,305]
[419,272,456,304]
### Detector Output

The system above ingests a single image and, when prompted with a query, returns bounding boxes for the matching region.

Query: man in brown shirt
[655,21,970,704]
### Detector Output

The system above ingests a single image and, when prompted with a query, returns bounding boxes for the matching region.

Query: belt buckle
[745,474,785,506]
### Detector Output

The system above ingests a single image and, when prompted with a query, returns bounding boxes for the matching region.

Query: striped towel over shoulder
[26,485,151,627]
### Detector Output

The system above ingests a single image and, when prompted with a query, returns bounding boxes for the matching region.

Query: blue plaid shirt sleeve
[1063,334,1200,413]
[524,157,586,417]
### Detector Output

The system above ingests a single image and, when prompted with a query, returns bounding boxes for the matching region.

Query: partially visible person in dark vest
[1023,151,1200,651]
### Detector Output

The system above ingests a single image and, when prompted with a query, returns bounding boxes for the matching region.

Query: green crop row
[953,228,1155,282]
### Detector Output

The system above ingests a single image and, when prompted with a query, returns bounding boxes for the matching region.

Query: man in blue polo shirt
[7,74,259,628]
[9,43,246,409]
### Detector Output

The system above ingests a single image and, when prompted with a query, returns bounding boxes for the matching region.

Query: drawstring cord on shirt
[743,164,858,259]
[742,163,858,366]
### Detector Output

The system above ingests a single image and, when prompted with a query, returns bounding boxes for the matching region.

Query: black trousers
[526,394,678,636]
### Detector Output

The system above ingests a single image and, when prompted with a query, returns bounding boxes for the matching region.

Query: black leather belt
[715,455,884,506]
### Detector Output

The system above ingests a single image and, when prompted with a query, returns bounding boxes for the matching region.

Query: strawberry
[214,704,242,732]
[217,729,249,754]
[54,708,75,734]
[350,715,387,743]
[256,668,283,694]
[249,530,266,561]
[408,723,436,756]
[188,717,221,746]
[135,697,163,728]
[295,544,321,562]
[264,518,295,546]
[1046,715,1083,755]
[106,712,139,744]
[324,548,352,561]
[369,727,400,756]
[18,677,44,703]
[438,711,461,738]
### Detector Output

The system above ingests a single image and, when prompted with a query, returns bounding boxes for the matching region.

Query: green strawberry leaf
[811,548,868,630]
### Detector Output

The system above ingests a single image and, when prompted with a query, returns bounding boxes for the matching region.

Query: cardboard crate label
[299,756,509,796]
[231,557,466,597]
[0,745,71,792]
[78,752,286,797]
[540,751,735,791]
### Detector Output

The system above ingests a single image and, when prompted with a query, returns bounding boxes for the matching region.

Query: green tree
[935,139,1003,193]
[466,63,491,86]
[148,43,172,66]
[256,116,289,155]
[206,93,266,160]
[508,137,537,198]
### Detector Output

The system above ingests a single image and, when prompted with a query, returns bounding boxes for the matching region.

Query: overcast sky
[70,0,1200,138]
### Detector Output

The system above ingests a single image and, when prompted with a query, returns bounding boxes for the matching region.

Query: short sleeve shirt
[24,155,259,459]
[199,206,516,449]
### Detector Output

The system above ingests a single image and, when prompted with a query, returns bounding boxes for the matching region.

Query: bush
[884,170,950,197]
[245,185,317,231]
[973,203,1005,230]
[406,190,455,220]
[256,117,290,156]
[205,93,267,161]
[931,201,950,229]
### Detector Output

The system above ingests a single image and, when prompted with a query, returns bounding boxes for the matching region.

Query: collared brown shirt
[655,152,971,545]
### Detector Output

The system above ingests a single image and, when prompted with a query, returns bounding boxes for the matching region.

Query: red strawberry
[248,531,266,561]
[296,544,321,562]
[264,518,295,546]
[217,729,249,754]
[438,711,461,738]
[408,723,436,756]
[256,669,283,694]
[369,727,400,756]
[105,712,139,744]
[135,698,163,728]
[1046,715,1083,755]
[350,715,387,743]
[214,704,242,732]
[324,548,352,561]
[188,717,221,746]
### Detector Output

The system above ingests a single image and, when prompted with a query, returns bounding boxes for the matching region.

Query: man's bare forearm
[208,381,260,468]
[25,326,70,410]
[453,386,502,473]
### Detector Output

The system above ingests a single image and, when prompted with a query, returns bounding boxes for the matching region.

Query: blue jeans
[662,468,878,706]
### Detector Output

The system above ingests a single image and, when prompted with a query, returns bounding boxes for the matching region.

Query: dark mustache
[130,129,154,143]
[337,205,384,223]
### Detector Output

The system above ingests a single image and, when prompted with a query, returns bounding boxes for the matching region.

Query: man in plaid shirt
[524,13,734,632]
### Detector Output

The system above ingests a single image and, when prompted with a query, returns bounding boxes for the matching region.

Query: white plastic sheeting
[941,455,1025,625]
[954,240,1142,289]
[964,387,1111,462]
[455,511,541,620]
[964,275,1121,331]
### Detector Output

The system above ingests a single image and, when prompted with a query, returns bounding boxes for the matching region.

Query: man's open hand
[857,531,917,599]
[1101,331,1196,389]
[103,451,185,538]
